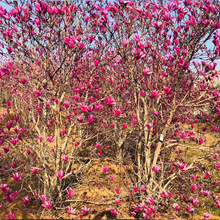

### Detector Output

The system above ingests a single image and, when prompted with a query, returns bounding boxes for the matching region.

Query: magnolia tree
[98,0,220,189]
[0,0,220,219]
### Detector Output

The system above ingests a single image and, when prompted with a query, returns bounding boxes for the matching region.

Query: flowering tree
[0,0,115,201]
[0,0,220,219]
[98,0,220,192]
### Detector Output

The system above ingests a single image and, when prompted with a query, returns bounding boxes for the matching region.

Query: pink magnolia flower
[12,191,18,199]
[102,166,109,172]
[143,205,155,217]
[0,67,9,76]
[146,196,154,205]
[0,139,4,146]
[131,212,136,217]
[47,136,54,143]
[105,96,116,106]
[146,123,152,129]
[123,123,128,129]
[6,211,16,219]
[63,100,70,108]
[94,59,99,66]
[216,163,220,170]
[162,71,168,76]
[152,21,163,29]
[54,98,59,104]
[66,113,71,120]
[4,187,11,195]
[34,90,42,96]
[214,201,220,208]
[163,86,173,94]
[23,196,30,205]
[113,108,122,116]
[160,190,172,199]
[6,195,13,202]
[115,197,120,205]
[32,167,39,174]
[12,172,22,181]
[168,192,173,199]
[20,78,27,84]
[6,47,13,54]
[152,165,161,173]
[63,36,72,46]
[190,196,199,206]
[190,174,197,181]
[212,153,218,159]
[113,24,118,30]
[143,67,152,75]
[66,188,75,197]
[77,116,84,122]
[0,184,8,192]
[199,136,205,144]
[204,171,212,179]
[62,155,68,162]
[203,190,211,197]
[185,204,195,213]
[143,212,149,219]
[95,102,103,111]
[191,184,197,191]
[141,185,146,192]
[34,2,42,12]
[38,137,43,142]
[3,146,10,153]
[67,206,76,215]
[190,130,196,136]
[115,188,119,194]
[172,203,180,211]
[6,120,13,130]
[10,137,18,145]
[122,38,130,47]
[56,170,64,179]
[82,206,89,215]
[40,195,47,203]
[140,90,146,96]
[61,129,67,135]
[154,111,159,117]
[42,200,53,210]
[212,125,218,131]
[94,142,102,149]
[88,115,95,123]
[175,162,188,171]
[179,131,189,139]
[133,185,140,193]
[133,205,141,212]
[79,43,84,49]
[203,212,211,219]
[109,175,114,181]
[109,77,115,83]
[149,90,161,98]
[109,206,117,217]
[132,119,136,125]
[35,16,40,25]
[13,126,20,133]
